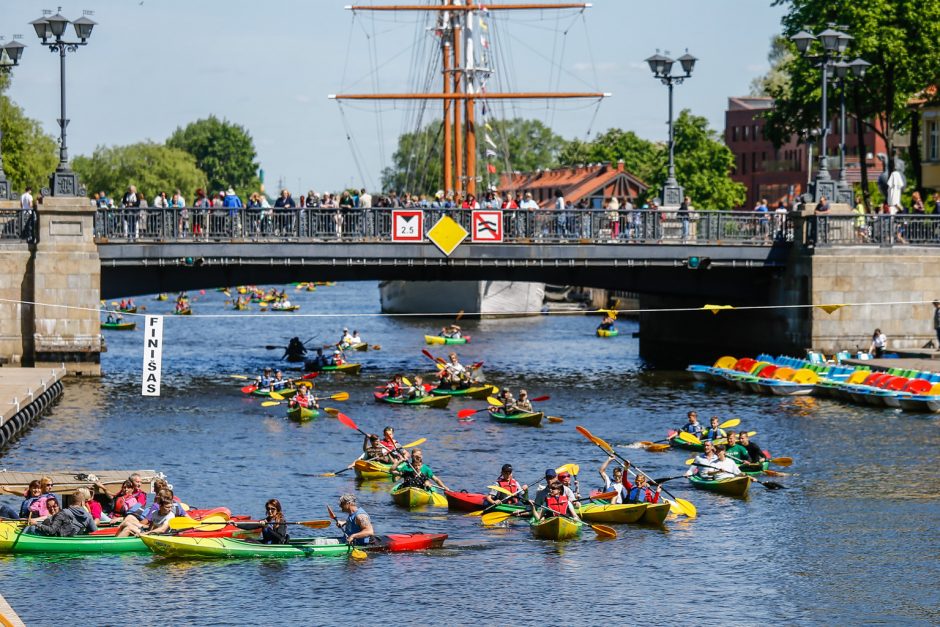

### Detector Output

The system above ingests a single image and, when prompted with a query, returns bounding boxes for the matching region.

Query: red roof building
[725,96,887,207]
[498,161,648,208]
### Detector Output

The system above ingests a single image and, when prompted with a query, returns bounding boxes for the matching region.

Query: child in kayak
[441,325,462,339]
[679,411,703,437]
[530,481,579,520]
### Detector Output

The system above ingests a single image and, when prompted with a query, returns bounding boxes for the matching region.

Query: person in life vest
[485,464,528,506]
[490,389,514,413]
[439,352,470,389]
[354,434,393,466]
[384,374,405,398]
[270,370,289,391]
[624,473,661,504]
[402,375,428,400]
[379,426,408,463]
[679,411,704,437]
[336,494,375,546]
[597,316,615,332]
[391,450,449,492]
[332,349,345,366]
[703,416,726,441]
[441,324,461,339]
[531,481,580,521]
[289,385,318,410]
[511,390,533,413]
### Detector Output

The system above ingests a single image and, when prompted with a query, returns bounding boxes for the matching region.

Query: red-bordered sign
[471,210,503,242]
[392,210,423,242]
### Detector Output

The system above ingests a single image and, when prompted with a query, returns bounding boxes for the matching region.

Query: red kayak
[444,490,487,511]
[370,533,447,552]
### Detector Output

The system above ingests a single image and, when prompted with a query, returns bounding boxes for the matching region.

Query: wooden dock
[0,592,26,627]
[0,469,161,496]
[0,366,66,449]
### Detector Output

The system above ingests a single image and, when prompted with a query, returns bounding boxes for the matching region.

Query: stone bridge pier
[0,197,101,375]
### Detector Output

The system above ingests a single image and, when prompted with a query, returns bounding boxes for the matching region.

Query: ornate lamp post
[833,58,871,201]
[31,9,96,196]
[0,37,26,200]
[645,50,696,207]
[792,26,864,203]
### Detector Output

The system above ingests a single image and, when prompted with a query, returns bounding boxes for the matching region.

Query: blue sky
[5,0,786,193]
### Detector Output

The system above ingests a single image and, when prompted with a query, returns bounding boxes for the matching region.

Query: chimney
[617,159,624,172]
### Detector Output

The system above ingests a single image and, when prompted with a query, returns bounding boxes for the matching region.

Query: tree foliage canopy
[166,115,260,197]
[558,128,664,186]
[73,142,207,201]
[749,35,794,98]
[0,76,58,193]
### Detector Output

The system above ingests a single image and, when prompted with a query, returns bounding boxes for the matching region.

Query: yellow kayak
[529,516,582,541]
[576,502,647,524]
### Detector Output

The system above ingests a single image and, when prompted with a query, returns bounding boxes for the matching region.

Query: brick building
[498,161,648,208]
[725,96,886,208]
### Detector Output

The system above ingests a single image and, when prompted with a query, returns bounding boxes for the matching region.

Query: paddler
[597,316,614,332]
[257,367,274,389]
[441,324,462,339]
[485,464,527,506]
[336,494,375,546]
[379,426,408,463]
[23,488,97,537]
[598,457,627,504]
[685,441,717,478]
[530,481,580,521]
[350,330,363,345]
[513,390,533,412]
[284,337,307,361]
[703,416,726,441]
[724,431,750,463]
[557,470,581,501]
[289,385,317,410]
[352,433,393,465]
[624,473,661,504]
[332,349,345,366]
[439,352,468,389]
[491,389,515,413]
[391,450,449,492]
[105,311,116,324]
[533,469,577,508]
[270,370,290,391]
[340,327,354,345]
[679,410,704,437]
[384,374,405,398]
[404,375,429,400]
[739,431,770,464]
[705,445,743,479]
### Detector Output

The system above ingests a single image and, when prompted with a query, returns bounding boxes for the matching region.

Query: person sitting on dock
[0,480,46,520]
[739,432,770,464]
[441,324,462,339]
[679,411,704,437]
[685,441,718,478]
[597,316,615,331]
[624,473,661,504]
[336,494,375,546]
[724,431,750,463]
[392,450,448,492]
[485,464,526,506]
[24,488,97,537]
[703,416,726,441]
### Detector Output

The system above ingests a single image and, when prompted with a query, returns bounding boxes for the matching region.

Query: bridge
[2,198,939,373]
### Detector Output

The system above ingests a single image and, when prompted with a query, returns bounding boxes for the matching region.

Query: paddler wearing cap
[340,327,354,346]
[335,494,375,546]
[485,464,527,506]
[531,470,580,521]
[331,348,345,366]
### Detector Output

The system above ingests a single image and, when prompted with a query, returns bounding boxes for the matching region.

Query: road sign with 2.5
[392,210,423,242]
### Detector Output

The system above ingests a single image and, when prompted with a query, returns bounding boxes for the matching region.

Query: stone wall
[0,244,30,365]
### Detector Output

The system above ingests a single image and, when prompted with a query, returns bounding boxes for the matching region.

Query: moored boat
[286,406,319,422]
[529,516,582,541]
[373,392,451,408]
[140,534,353,559]
[487,410,543,427]
[0,521,148,553]
[688,475,752,498]
[425,335,471,345]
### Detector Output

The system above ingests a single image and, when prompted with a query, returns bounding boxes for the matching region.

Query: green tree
[558,127,664,185]
[73,142,206,201]
[166,115,259,197]
[669,110,747,210]
[380,117,565,194]
[0,83,58,193]
[749,35,794,97]
[765,1,940,196]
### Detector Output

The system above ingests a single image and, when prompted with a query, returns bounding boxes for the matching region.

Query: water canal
[1,282,937,625]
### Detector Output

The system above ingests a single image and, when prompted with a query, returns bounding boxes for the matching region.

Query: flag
[485,148,498,158]
[484,122,493,132]
[485,135,497,149]
[487,163,497,174]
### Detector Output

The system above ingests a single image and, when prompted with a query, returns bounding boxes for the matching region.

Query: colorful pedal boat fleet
[688,354,940,412]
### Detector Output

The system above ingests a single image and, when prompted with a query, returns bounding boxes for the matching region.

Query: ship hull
[379,281,544,318]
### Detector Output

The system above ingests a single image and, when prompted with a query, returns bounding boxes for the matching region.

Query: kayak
[173,308,192,316]
[371,533,447,552]
[117,306,138,314]
[641,502,671,525]
[91,523,258,540]
[233,302,248,311]
[444,490,487,511]
[390,484,444,509]
[488,410,543,427]
[576,502,647,524]
[101,321,136,330]
[251,387,297,399]
[425,335,470,345]
[0,521,148,553]
[140,534,354,559]
[429,385,496,399]
[154,294,168,301]
[529,516,582,541]
[596,328,618,338]
[688,475,752,498]
[738,461,770,476]
[286,406,319,422]
[373,392,451,408]
[304,362,362,375]
[340,342,369,352]
[354,460,394,481]
[271,305,300,312]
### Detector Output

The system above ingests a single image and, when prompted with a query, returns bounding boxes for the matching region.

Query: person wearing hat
[533,469,575,510]
[335,494,375,546]
[331,349,345,366]
[257,367,274,389]
[340,327,354,345]
[557,470,580,501]
[485,464,527,506]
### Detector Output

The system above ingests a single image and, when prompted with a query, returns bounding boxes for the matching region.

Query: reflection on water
[0,281,937,625]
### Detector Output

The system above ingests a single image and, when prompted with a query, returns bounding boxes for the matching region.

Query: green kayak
[431,385,497,399]
[140,534,353,558]
[251,387,297,399]
[287,406,319,422]
[488,410,543,427]
[688,474,752,498]
[101,321,136,331]
[0,522,147,554]
[373,392,451,408]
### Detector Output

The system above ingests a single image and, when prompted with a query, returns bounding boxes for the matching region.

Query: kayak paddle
[318,439,427,477]
[327,505,367,560]
[690,463,786,489]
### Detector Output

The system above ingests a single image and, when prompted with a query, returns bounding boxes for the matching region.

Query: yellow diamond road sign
[427,215,468,256]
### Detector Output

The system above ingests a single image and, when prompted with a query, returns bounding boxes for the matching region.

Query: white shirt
[707,456,742,480]
[342,333,354,344]
[520,199,539,210]
[601,473,624,504]
[686,452,717,477]
[351,334,363,344]
[20,191,33,210]
[359,193,372,208]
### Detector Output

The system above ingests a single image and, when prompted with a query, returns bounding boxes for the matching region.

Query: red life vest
[294,394,310,408]
[496,477,521,503]
[380,438,397,453]
[545,493,569,516]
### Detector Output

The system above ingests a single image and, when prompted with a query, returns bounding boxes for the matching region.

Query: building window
[927,119,939,161]
[743,125,749,140]
[753,124,759,140]
[741,154,747,175]
[732,126,738,141]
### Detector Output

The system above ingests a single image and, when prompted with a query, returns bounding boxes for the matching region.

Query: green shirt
[398,462,433,478]
[726,444,749,462]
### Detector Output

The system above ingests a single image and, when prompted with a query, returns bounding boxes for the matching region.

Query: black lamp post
[833,58,871,199]
[645,49,696,207]
[0,38,26,200]
[792,26,861,203]
[31,9,96,196]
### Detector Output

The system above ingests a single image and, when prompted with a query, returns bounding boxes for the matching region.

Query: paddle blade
[402,377,412,387]
[464,510,484,517]
[324,407,341,416]
[481,511,514,526]
[547,416,564,423]
[675,498,697,519]
[719,418,741,429]
[168,516,199,530]
[327,505,337,521]
[230,375,250,380]
[590,523,617,539]
[319,472,338,478]
[685,458,695,465]
[676,431,702,445]
[351,547,367,560]
[592,491,618,501]
[260,401,281,407]
[371,345,381,350]
[486,397,502,406]
[760,480,787,490]
[421,349,436,361]
[645,443,671,453]
[455,309,464,321]
[457,408,478,419]
[402,438,426,448]
[487,485,513,496]
[336,412,358,432]
[269,391,285,401]
[295,380,313,388]
[770,456,793,467]
[330,392,350,401]
[295,520,332,529]
[240,385,257,394]
[430,491,448,507]
[301,373,319,380]
[763,469,789,477]
[530,395,550,402]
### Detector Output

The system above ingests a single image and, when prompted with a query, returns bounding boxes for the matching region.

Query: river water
[1,282,937,625]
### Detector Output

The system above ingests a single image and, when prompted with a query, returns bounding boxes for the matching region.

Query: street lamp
[0,37,26,200]
[31,8,96,196]
[645,49,696,207]
[833,58,870,197]
[791,25,861,203]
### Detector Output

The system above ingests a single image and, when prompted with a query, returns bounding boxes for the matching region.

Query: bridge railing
[804,214,940,247]
[0,209,25,240]
[91,207,795,245]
